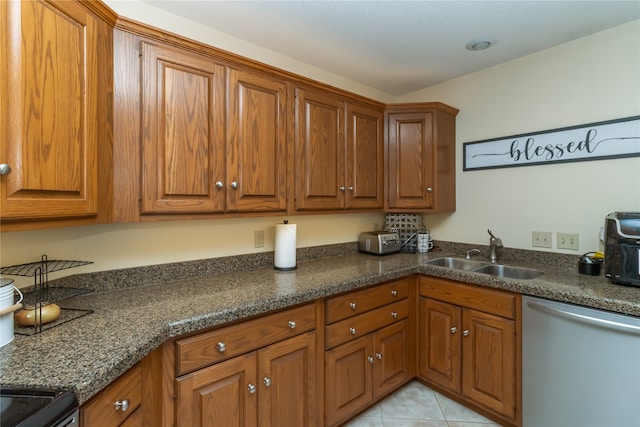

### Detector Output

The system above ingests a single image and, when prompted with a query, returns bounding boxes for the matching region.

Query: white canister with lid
[0,278,23,347]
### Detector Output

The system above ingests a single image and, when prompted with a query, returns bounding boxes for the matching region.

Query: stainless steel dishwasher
[522,295,640,427]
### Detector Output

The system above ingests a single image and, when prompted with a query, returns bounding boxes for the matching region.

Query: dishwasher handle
[526,300,640,336]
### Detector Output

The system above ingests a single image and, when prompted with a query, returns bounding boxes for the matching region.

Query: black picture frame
[463,115,640,171]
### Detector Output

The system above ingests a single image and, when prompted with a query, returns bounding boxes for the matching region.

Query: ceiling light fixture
[466,39,495,51]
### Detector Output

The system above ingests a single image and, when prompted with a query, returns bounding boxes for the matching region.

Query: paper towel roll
[274,221,297,270]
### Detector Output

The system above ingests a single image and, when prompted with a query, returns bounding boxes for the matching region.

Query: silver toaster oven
[358,231,401,255]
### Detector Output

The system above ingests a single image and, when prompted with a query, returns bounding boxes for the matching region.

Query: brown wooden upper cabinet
[0,0,113,230]
[385,103,458,212]
[140,41,288,215]
[295,87,384,211]
[141,42,226,214]
[227,67,288,212]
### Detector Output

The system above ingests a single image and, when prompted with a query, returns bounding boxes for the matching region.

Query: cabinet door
[373,320,410,399]
[176,352,258,427]
[227,68,288,212]
[325,335,373,426]
[141,42,225,214]
[387,112,435,209]
[418,298,461,392]
[346,103,384,209]
[1,0,99,220]
[258,331,317,427]
[295,88,345,210]
[462,309,516,419]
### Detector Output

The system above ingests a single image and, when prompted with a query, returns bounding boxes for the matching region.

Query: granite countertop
[1,250,639,405]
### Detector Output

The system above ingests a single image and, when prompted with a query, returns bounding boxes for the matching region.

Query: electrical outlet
[254,230,264,248]
[557,232,579,250]
[532,231,552,248]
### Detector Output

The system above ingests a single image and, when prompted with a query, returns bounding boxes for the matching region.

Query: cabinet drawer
[325,299,408,349]
[176,303,315,376]
[325,278,410,324]
[419,276,516,319]
[81,363,142,427]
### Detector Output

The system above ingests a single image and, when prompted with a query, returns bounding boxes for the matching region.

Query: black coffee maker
[604,212,640,286]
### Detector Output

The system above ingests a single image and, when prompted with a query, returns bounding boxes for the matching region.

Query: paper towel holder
[274,220,297,271]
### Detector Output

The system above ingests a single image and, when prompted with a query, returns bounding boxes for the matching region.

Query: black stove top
[0,388,77,427]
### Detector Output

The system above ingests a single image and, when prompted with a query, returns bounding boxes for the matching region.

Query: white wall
[0,214,384,288]
[406,20,640,253]
[1,4,639,287]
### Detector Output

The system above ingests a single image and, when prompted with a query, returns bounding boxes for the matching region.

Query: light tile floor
[343,381,502,427]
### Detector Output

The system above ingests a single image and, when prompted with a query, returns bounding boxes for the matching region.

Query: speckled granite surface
[1,243,639,407]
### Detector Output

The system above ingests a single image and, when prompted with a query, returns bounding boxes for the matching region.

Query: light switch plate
[254,230,264,248]
[557,232,579,250]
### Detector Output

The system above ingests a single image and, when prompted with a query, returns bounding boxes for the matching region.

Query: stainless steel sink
[424,257,488,271]
[472,264,543,280]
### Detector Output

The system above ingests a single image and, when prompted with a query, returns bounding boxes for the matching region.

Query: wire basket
[384,214,424,253]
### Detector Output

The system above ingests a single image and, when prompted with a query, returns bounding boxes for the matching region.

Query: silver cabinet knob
[376,353,383,360]
[451,327,457,334]
[349,302,357,310]
[349,327,357,335]
[391,311,398,319]
[114,399,129,412]
[288,320,296,329]
[347,186,354,191]
[215,181,223,188]
[426,187,433,193]
[339,186,345,191]
[248,383,256,394]
[230,181,238,188]
[217,341,227,352]
[367,356,374,364]
[463,330,470,337]
[391,290,397,297]
[263,377,271,387]
[0,164,11,175]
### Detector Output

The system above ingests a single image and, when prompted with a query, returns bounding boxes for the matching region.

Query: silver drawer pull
[248,383,256,394]
[263,377,272,387]
[391,311,398,319]
[376,352,383,360]
[215,181,223,188]
[349,327,357,335]
[217,341,227,352]
[463,329,470,337]
[349,302,357,310]
[114,399,129,412]
[391,290,397,297]
[367,356,374,364]
[451,327,457,334]
[288,320,296,329]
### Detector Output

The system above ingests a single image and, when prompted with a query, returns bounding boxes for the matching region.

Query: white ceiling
[139,0,640,96]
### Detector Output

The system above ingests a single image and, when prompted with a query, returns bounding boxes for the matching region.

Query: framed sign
[463,116,640,171]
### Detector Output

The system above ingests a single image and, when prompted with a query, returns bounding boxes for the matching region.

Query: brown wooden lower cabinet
[81,275,522,427]
[175,330,317,427]
[325,320,410,426]
[80,363,142,427]
[418,276,520,426]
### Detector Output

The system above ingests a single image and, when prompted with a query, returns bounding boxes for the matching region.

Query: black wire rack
[0,255,94,335]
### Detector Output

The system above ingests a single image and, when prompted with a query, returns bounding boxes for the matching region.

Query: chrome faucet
[488,229,503,263]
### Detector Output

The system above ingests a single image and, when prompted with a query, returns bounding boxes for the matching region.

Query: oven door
[0,388,78,427]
